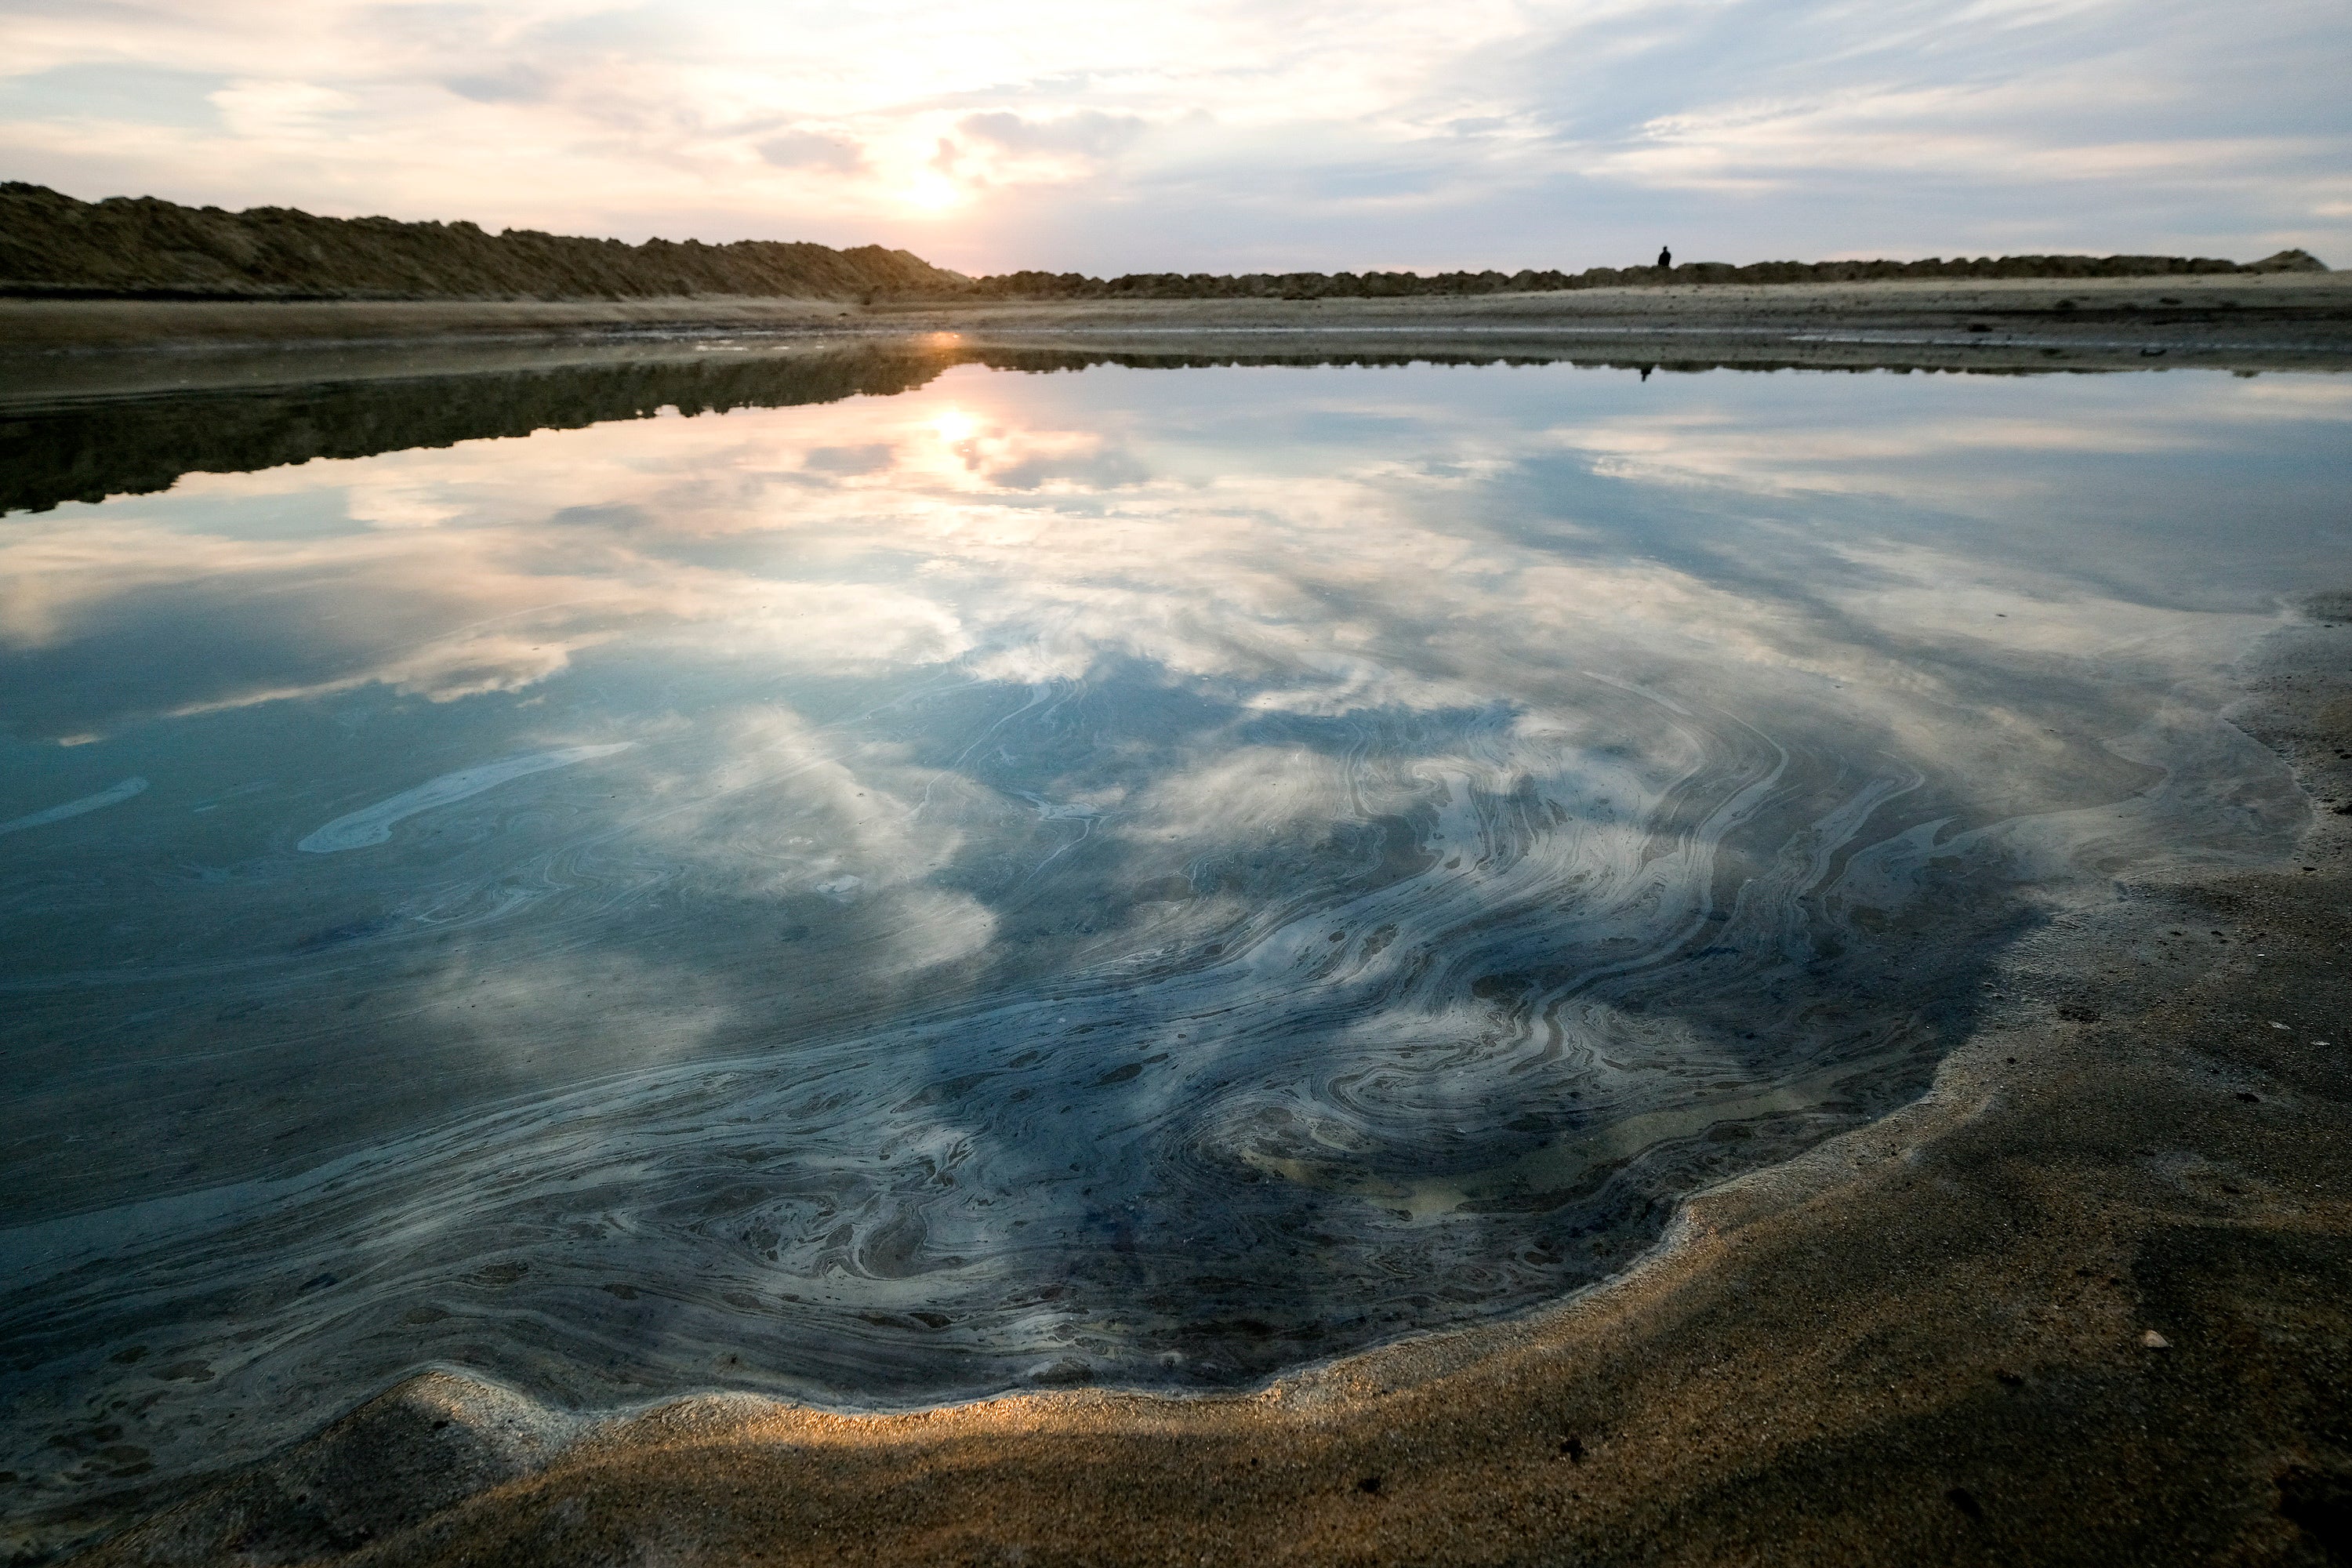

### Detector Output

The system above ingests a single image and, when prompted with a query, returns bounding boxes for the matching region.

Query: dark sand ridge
[0,183,964,304]
[5,270,2351,372]
[52,604,2352,1566]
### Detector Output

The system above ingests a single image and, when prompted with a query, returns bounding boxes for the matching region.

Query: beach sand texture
[5,270,2351,371]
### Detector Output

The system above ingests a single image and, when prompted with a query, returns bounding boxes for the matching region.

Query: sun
[902,172,966,212]
[932,408,978,443]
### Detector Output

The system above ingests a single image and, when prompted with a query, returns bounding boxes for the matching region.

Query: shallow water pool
[1,344,2341,1511]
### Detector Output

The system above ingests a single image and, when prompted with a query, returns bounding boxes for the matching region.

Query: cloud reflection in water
[0,358,2339,1511]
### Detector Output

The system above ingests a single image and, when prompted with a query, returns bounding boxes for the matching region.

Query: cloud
[206,78,358,140]
[2,64,227,128]
[0,0,2341,269]
[957,110,1145,161]
[757,129,864,172]
[442,66,551,105]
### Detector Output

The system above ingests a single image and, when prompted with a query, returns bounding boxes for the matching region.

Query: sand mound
[0,183,967,303]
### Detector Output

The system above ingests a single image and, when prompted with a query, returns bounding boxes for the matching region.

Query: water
[1,343,2341,1516]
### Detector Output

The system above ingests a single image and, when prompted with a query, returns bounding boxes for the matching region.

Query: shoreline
[5,272,2351,377]
[52,609,2352,1566]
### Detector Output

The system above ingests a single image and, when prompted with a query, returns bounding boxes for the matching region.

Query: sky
[1,0,2346,275]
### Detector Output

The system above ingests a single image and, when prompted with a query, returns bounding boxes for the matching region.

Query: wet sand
[7,272,2352,376]
[63,608,2352,1566]
[0,296,862,354]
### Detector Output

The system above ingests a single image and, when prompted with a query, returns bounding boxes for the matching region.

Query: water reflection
[0,353,2340,1514]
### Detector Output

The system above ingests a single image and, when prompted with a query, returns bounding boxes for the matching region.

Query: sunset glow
[902,172,968,213]
[0,0,2342,274]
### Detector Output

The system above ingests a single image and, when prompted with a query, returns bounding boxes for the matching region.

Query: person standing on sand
[1657,245,1672,269]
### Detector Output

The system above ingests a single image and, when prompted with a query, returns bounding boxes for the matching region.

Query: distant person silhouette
[1657,245,1672,269]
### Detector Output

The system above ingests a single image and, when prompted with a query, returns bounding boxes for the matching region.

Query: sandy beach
[6,271,2351,377]
[49,599,2351,1566]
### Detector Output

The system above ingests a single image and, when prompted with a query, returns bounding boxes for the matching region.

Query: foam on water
[0,775,147,837]
[297,745,637,853]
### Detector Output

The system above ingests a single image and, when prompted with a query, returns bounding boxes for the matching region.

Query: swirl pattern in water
[0,350,2339,1515]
